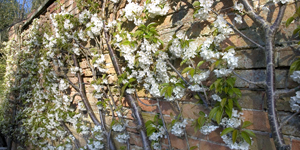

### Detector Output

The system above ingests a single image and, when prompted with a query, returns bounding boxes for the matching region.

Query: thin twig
[275,86,300,96]
[175,100,190,150]
[156,99,172,150]
[71,93,81,104]
[64,74,80,92]
[60,121,80,149]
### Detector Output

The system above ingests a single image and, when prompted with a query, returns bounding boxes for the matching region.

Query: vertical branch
[71,54,116,150]
[156,99,172,149]
[60,121,80,149]
[174,100,190,150]
[104,29,151,150]
[72,54,101,125]
[240,1,289,149]
[107,85,131,150]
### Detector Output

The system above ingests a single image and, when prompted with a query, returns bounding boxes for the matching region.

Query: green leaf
[241,131,252,145]
[129,78,136,83]
[289,58,300,74]
[192,1,200,7]
[199,111,206,116]
[220,127,234,136]
[190,146,198,150]
[227,77,236,87]
[166,86,173,97]
[221,98,227,108]
[182,67,193,74]
[216,109,223,124]
[293,27,300,35]
[228,99,233,110]
[286,17,294,27]
[175,83,185,88]
[190,68,195,77]
[197,61,205,68]
[160,86,168,95]
[147,127,157,135]
[224,46,235,51]
[242,121,253,128]
[180,59,188,66]
[243,130,256,137]
[145,120,153,128]
[225,107,232,118]
[232,88,242,98]
[232,130,238,143]
[209,106,219,120]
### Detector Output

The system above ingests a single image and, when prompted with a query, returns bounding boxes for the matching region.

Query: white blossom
[234,2,244,13]
[171,120,188,136]
[112,124,125,132]
[234,15,243,24]
[212,94,222,102]
[200,124,219,135]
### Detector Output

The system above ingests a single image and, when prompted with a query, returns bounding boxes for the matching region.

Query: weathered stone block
[238,90,265,110]
[243,110,271,132]
[236,49,266,69]
[249,132,276,150]
[278,111,300,137]
[234,69,297,89]
[277,46,300,67]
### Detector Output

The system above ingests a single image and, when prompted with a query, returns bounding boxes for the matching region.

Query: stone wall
[11,0,300,149]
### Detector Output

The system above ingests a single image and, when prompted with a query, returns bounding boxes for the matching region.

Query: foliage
[0,0,298,149]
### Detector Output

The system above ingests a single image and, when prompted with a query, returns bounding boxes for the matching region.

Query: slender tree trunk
[72,54,116,150]
[265,29,289,150]
[104,31,151,150]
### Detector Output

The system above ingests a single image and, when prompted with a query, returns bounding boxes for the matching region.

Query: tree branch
[104,28,151,150]
[271,3,286,32]
[156,99,172,150]
[241,0,269,28]
[60,121,80,149]
[275,85,300,96]
[72,54,116,150]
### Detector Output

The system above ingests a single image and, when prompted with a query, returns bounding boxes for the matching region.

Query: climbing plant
[0,0,298,150]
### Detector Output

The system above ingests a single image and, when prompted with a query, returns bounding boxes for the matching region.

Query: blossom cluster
[170,119,188,136]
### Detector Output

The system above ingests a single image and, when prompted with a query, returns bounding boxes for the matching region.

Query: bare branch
[104,27,151,149]
[275,86,300,96]
[271,3,286,32]
[60,121,80,149]
[241,0,268,27]
[156,99,172,149]
[71,93,81,104]
[64,74,80,92]
[174,101,190,150]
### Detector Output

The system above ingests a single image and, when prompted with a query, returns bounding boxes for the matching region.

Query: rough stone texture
[234,69,298,89]
[292,139,300,150]
[243,110,271,132]
[278,112,300,137]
